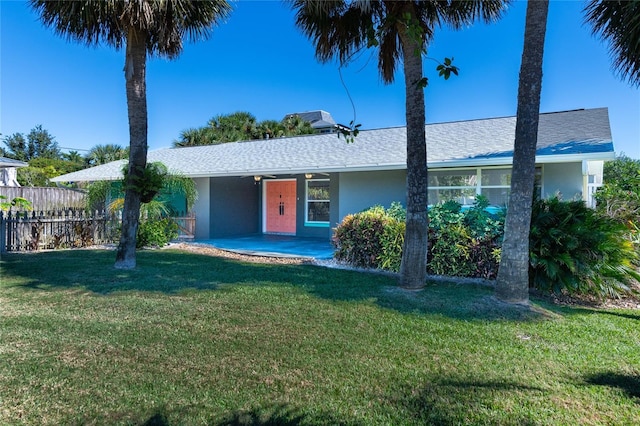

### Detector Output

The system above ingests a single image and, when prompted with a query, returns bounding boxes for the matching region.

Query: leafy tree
[496,0,549,304]
[2,133,29,161]
[1,125,60,161]
[27,125,61,159]
[292,0,507,288]
[595,155,640,227]
[584,0,640,86]
[15,157,87,187]
[30,0,231,269]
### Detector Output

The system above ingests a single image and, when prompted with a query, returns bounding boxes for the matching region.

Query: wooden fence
[0,210,196,252]
[0,209,117,252]
[0,187,86,211]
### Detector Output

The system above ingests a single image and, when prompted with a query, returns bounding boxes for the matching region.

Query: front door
[265,180,297,234]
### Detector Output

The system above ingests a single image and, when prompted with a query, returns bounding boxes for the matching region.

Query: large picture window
[428,167,541,207]
[306,179,330,224]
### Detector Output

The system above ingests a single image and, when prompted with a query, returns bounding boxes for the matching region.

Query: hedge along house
[52,108,614,240]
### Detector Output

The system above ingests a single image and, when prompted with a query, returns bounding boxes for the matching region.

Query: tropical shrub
[333,199,503,278]
[529,197,639,298]
[137,218,178,248]
[378,219,405,272]
[595,155,640,227]
[427,197,504,279]
[332,206,389,268]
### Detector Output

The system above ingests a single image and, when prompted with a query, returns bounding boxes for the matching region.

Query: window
[428,169,477,205]
[306,179,330,224]
[428,167,542,207]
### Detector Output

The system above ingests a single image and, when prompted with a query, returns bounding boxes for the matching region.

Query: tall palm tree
[495,0,549,304]
[584,0,640,86]
[292,0,507,288]
[30,0,231,269]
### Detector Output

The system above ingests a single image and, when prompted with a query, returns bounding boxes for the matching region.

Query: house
[0,157,28,187]
[51,108,614,240]
[284,110,337,134]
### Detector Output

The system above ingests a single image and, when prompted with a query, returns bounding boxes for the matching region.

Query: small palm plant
[529,197,640,299]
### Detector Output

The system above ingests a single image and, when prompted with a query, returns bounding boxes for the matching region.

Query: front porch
[196,234,334,259]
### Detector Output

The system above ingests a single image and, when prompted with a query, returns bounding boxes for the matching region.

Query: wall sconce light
[254,175,261,182]
[305,173,313,179]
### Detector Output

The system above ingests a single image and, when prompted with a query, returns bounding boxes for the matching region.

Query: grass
[1,249,639,425]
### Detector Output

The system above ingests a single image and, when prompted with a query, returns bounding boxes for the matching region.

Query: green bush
[529,197,639,298]
[379,219,405,272]
[137,218,178,249]
[332,206,390,268]
[427,197,503,279]
[333,200,502,278]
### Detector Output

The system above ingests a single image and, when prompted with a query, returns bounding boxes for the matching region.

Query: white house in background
[0,157,28,187]
[51,108,615,240]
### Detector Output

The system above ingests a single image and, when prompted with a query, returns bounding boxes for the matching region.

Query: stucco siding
[209,177,260,237]
[193,178,211,239]
[542,162,583,200]
[337,170,406,221]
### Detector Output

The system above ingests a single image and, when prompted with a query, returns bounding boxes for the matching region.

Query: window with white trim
[306,179,330,224]
[428,167,541,207]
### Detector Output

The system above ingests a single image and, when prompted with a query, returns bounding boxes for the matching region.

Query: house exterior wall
[294,174,340,239]
[193,178,210,239]
[209,177,260,237]
[337,170,407,221]
[541,162,583,201]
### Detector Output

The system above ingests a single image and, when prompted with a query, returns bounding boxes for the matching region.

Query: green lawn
[1,249,638,425]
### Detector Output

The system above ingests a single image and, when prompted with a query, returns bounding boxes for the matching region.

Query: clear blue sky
[1,0,639,158]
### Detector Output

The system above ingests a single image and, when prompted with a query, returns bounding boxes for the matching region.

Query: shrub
[137,218,178,248]
[379,219,405,272]
[529,197,639,298]
[595,155,640,227]
[428,223,475,277]
[333,200,503,278]
[332,206,390,269]
[427,198,503,279]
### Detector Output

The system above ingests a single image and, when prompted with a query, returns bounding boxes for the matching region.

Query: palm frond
[584,0,640,86]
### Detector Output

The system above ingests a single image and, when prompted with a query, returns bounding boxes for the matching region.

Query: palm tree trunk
[495,0,549,303]
[115,27,148,269]
[398,27,428,290]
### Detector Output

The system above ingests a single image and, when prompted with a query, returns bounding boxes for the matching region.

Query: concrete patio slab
[196,234,335,259]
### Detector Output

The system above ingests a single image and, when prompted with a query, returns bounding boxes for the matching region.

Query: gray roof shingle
[51,108,614,182]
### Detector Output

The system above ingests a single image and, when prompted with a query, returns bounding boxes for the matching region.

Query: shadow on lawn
[586,371,640,400]
[137,404,362,426]
[3,250,550,321]
[390,377,543,425]
[213,403,362,426]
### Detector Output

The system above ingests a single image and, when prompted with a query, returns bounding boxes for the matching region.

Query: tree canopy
[173,111,316,147]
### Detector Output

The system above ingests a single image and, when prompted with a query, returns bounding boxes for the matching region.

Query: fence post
[0,211,5,253]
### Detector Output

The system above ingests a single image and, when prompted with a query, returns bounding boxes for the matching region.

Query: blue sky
[1,0,638,158]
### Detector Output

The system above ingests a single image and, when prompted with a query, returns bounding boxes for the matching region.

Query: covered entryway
[264,179,297,235]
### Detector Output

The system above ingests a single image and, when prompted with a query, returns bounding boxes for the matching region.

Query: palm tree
[584,0,640,87]
[30,0,231,269]
[86,144,128,166]
[292,0,507,288]
[495,0,549,304]
[173,127,220,147]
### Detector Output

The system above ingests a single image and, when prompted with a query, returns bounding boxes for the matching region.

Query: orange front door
[265,180,297,234]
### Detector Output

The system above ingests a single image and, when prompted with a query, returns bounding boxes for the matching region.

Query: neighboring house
[51,108,614,240]
[0,157,28,187]
[284,110,337,134]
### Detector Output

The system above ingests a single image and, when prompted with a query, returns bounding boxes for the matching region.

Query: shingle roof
[51,108,614,182]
